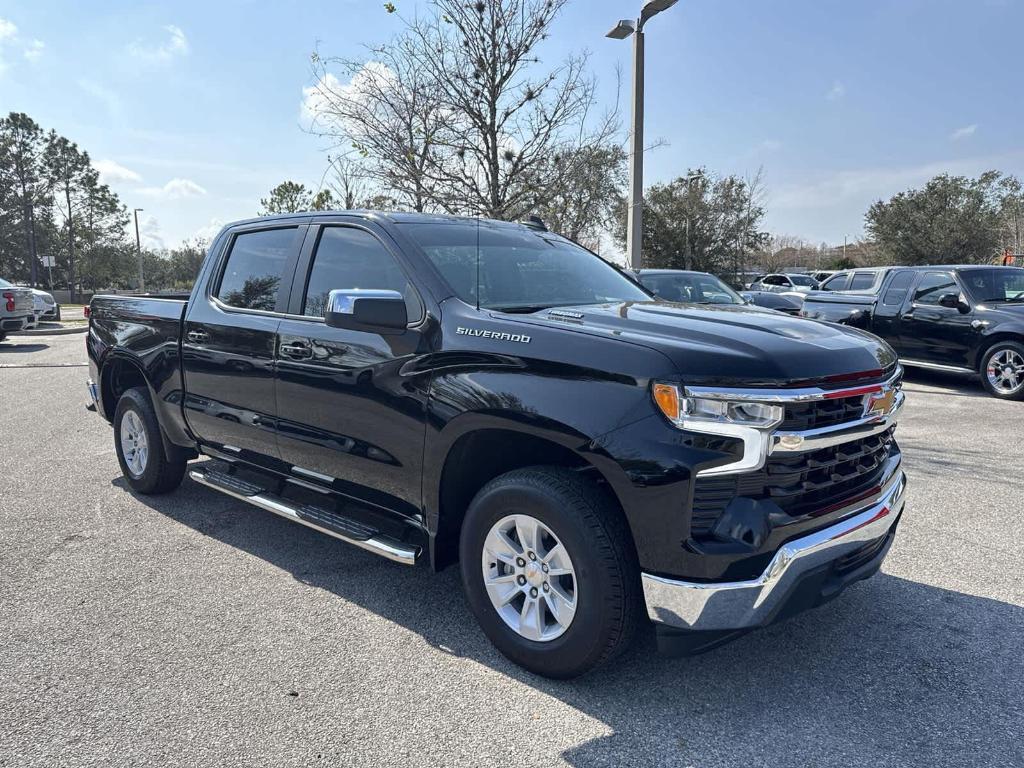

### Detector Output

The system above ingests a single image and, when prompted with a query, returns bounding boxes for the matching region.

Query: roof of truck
[226,210,544,230]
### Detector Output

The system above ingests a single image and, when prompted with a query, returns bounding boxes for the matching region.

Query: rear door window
[882,271,915,306]
[216,228,300,311]
[849,272,877,292]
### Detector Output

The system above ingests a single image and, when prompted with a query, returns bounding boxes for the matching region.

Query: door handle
[280,341,313,359]
[187,329,210,344]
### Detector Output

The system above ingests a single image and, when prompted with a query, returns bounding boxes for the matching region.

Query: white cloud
[950,123,978,141]
[140,177,208,200]
[127,24,189,63]
[23,39,43,61]
[0,18,17,40]
[826,81,846,101]
[138,214,166,250]
[193,218,225,242]
[95,159,142,184]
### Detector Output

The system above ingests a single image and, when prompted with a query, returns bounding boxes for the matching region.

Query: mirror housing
[937,292,961,309]
[325,289,408,332]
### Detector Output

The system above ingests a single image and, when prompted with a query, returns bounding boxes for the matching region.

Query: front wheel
[459,467,641,679]
[114,387,187,494]
[980,341,1024,400]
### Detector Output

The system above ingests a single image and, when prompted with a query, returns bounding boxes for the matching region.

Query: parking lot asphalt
[1,333,1022,768]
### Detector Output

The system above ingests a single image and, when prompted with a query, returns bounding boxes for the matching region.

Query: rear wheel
[114,387,187,494]
[459,467,641,679]
[980,341,1024,400]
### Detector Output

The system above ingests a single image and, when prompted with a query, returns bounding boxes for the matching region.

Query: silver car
[0,278,34,341]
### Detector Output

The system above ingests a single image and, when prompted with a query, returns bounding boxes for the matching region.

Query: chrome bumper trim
[643,470,906,631]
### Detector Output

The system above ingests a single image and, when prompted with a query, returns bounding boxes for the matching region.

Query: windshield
[403,222,651,311]
[959,268,1024,302]
[788,275,817,287]
[639,273,743,304]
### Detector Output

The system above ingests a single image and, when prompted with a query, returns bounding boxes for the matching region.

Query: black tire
[113,387,187,494]
[979,340,1024,400]
[459,467,641,679]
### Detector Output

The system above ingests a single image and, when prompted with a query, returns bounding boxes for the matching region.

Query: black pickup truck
[802,265,1024,399]
[87,211,906,678]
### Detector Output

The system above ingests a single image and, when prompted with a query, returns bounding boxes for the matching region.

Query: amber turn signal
[652,382,680,421]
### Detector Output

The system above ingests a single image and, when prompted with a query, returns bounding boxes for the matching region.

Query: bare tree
[307,32,448,212]
[305,0,618,225]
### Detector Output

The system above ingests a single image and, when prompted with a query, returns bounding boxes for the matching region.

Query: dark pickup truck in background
[802,265,1024,399]
[87,211,907,678]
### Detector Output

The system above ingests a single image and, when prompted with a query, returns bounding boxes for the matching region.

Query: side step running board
[189,468,419,565]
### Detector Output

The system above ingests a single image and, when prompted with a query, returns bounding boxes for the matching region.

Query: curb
[10,324,88,336]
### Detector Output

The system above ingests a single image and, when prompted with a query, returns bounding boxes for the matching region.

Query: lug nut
[517,575,527,586]
[529,587,538,598]
[542,583,550,593]
[541,563,548,573]
[528,551,537,561]
[516,557,526,567]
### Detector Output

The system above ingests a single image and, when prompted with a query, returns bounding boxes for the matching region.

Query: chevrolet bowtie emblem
[865,388,896,417]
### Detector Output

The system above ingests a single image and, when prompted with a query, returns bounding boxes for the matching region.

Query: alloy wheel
[986,349,1024,395]
[119,409,149,477]
[480,513,578,642]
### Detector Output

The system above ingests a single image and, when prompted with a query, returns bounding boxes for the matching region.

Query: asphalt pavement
[1,333,1022,767]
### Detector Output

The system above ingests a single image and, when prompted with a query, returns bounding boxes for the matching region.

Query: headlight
[652,383,784,429]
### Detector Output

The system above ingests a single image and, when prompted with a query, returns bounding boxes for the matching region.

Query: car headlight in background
[652,383,784,429]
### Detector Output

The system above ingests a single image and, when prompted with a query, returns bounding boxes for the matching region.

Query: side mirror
[325,289,408,332]
[739,292,753,304]
[937,292,960,309]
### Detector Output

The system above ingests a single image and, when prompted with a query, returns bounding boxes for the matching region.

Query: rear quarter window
[216,228,299,311]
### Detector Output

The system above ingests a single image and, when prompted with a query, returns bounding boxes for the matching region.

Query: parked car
[739,289,805,315]
[750,273,820,293]
[33,288,60,322]
[634,269,804,314]
[0,278,34,341]
[811,270,837,283]
[88,211,907,678]
[802,265,1024,399]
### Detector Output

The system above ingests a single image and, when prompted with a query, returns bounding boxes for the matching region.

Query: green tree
[616,169,768,273]
[865,172,1006,265]
[259,181,312,214]
[0,112,52,285]
[43,133,95,299]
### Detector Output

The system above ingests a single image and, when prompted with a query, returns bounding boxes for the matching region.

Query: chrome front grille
[685,369,904,539]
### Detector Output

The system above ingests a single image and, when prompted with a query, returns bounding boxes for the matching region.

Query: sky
[1,0,1022,256]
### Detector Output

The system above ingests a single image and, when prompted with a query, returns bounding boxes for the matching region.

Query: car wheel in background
[459,466,641,679]
[980,341,1024,400]
[113,387,187,494]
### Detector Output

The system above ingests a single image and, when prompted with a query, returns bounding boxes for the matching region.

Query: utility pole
[133,208,145,293]
[607,0,680,271]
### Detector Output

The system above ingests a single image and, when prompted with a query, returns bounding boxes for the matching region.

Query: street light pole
[607,0,679,271]
[133,208,145,293]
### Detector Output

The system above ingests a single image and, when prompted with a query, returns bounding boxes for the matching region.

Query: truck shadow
[0,342,49,353]
[117,469,1024,767]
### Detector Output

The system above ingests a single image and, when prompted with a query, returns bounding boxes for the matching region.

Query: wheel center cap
[525,561,544,587]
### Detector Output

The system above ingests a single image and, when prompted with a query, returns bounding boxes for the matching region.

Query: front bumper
[643,469,906,633]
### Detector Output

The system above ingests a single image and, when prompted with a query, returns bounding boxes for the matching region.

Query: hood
[513,301,897,386]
